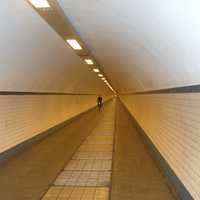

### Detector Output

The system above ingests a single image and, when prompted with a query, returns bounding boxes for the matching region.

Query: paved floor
[42,100,116,200]
[111,101,176,200]
[0,99,177,200]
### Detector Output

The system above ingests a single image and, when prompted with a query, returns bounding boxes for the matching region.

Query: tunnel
[0,1,199,200]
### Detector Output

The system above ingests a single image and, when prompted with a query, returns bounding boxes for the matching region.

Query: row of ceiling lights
[28,0,116,93]
[68,41,116,93]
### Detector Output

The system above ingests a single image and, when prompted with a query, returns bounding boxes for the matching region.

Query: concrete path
[111,101,176,200]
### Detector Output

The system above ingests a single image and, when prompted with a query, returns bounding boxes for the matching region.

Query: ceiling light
[85,59,94,65]
[102,77,106,81]
[104,81,116,93]
[98,74,103,77]
[93,68,100,73]
[108,85,114,90]
[66,39,82,50]
[28,0,50,8]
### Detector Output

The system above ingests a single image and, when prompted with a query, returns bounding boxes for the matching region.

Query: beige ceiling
[0,1,110,94]
[58,0,200,93]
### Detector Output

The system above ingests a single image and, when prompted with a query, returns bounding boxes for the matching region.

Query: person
[97,96,103,110]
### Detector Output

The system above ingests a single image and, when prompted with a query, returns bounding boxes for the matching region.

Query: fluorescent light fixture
[108,85,114,90]
[28,0,50,8]
[66,39,82,50]
[98,74,103,77]
[104,81,116,93]
[85,59,94,65]
[102,77,106,81]
[93,68,100,73]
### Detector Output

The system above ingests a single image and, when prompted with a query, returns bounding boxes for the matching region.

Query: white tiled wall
[121,94,200,200]
[0,95,110,154]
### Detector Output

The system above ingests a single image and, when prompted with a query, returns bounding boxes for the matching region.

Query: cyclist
[97,96,103,110]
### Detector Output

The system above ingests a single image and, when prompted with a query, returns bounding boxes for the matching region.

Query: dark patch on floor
[111,101,177,200]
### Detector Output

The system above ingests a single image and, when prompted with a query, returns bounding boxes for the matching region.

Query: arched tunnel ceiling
[58,0,200,93]
[0,1,111,94]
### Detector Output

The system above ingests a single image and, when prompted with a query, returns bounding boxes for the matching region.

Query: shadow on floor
[111,101,177,200]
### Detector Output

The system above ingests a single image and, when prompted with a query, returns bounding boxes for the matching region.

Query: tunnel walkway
[42,100,115,200]
[111,101,176,200]
[0,99,176,200]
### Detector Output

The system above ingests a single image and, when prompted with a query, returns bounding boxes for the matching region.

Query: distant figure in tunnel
[97,95,103,110]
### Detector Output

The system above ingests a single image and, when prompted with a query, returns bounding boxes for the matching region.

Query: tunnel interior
[0,1,200,200]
